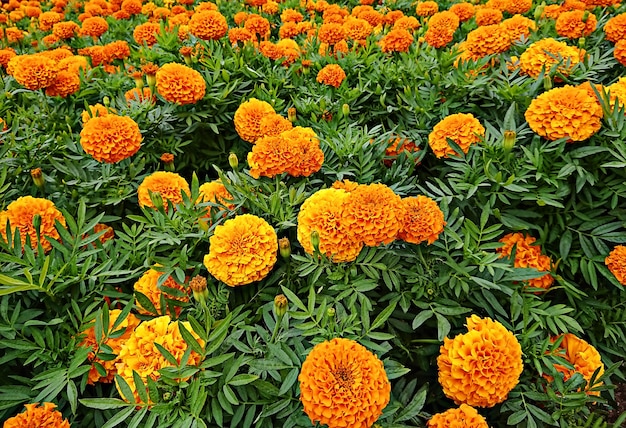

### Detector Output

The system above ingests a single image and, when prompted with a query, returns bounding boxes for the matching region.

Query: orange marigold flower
[125,87,155,103]
[556,10,597,39]
[53,21,80,39]
[424,11,459,48]
[189,10,228,40]
[134,268,189,315]
[279,22,301,39]
[614,40,626,66]
[548,334,605,395]
[384,136,420,166]
[384,10,405,25]
[80,16,108,37]
[203,214,278,286]
[4,403,70,428]
[605,245,626,285]
[398,195,445,245]
[5,27,26,45]
[45,70,81,98]
[0,196,66,253]
[281,8,303,23]
[234,98,276,143]
[464,24,511,58]
[604,13,626,43]
[244,14,271,40]
[504,0,532,14]
[92,223,115,243]
[497,232,554,290]
[39,48,74,63]
[80,309,140,384]
[82,103,111,123]
[7,54,58,90]
[39,11,62,31]
[393,16,421,31]
[155,62,205,105]
[318,22,346,45]
[299,338,391,428]
[357,9,383,27]
[41,35,60,48]
[121,0,142,14]
[133,22,161,46]
[262,0,279,14]
[449,3,475,22]
[80,114,142,163]
[198,180,235,216]
[259,113,293,137]
[379,28,414,53]
[116,316,203,403]
[485,0,510,10]
[428,113,485,158]
[104,40,130,61]
[501,14,536,41]
[525,85,602,142]
[297,188,363,262]
[316,64,346,88]
[229,27,255,45]
[519,38,583,79]
[332,179,359,192]
[475,7,502,26]
[138,171,191,210]
[427,404,489,427]
[343,17,372,40]
[416,0,438,17]
[607,77,626,111]
[438,315,523,407]
[0,49,17,69]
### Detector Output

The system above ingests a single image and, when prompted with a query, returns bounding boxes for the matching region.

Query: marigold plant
[4,402,70,428]
[137,171,191,210]
[80,114,142,163]
[605,245,626,285]
[427,404,489,427]
[428,113,485,158]
[298,338,391,428]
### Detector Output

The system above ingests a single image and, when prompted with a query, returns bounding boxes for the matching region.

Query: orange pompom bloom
[438,315,523,407]
[343,17,373,41]
[427,404,489,428]
[138,171,191,210]
[155,63,206,105]
[497,232,554,290]
[121,0,142,14]
[393,16,421,31]
[82,103,112,123]
[556,10,597,39]
[428,113,485,158]
[297,188,363,262]
[604,13,626,43]
[0,49,17,69]
[80,114,142,163]
[379,28,414,53]
[548,334,605,395]
[7,54,58,90]
[81,16,108,37]
[53,21,80,39]
[501,14,536,41]
[281,8,303,23]
[606,245,626,285]
[519,38,583,79]
[398,195,445,245]
[244,15,271,39]
[234,98,276,143]
[475,7,502,26]
[45,70,81,98]
[134,268,189,315]
[125,87,155,103]
[299,338,390,428]
[0,196,66,253]
[133,22,161,46]
[39,11,62,31]
[4,403,70,428]
[198,181,235,215]
[189,10,228,40]
[449,3,475,22]
[614,40,626,66]
[203,214,278,286]
[416,0,438,17]
[318,22,346,45]
[316,64,346,88]
[424,11,459,48]
[258,113,293,137]
[464,24,511,58]
[525,85,602,142]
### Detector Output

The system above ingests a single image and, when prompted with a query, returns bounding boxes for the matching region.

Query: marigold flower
[497,232,554,290]
[428,113,485,158]
[504,0,531,14]
[393,16,421,31]
[92,223,115,244]
[281,8,303,23]
[203,214,277,286]
[125,87,155,104]
[501,14,536,41]
[449,3,475,22]
[81,16,108,37]
[229,28,255,45]
[5,27,26,44]
[548,334,605,395]
[7,54,58,90]
[475,7,502,26]
[138,171,191,210]
[189,10,228,40]
[556,10,597,39]
[134,268,189,315]
[318,22,346,45]
[80,114,142,163]
[519,38,583,79]
[153,63,205,105]
[0,49,17,69]
[4,403,70,428]
[604,13,626,43]
[379,28,414,53]
[525,85,602,142]
[427,404,488,427]
[45,70,81,98]
[244,14,271,39]
[464,24,511,58]
[258,113,293,137]
[605,245,626,285]
[424,12,459,48]
[397,196,445,245]
[103,41,131,61]
[197,180,235,215]
[384,136,420,166]
[0,196,66,253]
[316,64,346,88]
[39,11,62,31]
[116,316,203,403]
[343,16,373,41]
[53,21,80,39]
[416,0,438,17]
[438,315,523,407]
[332,179,359,192]
[234,98,276,143]
[133,22,161,46]
[121,0,142,14]
[82,103,111,123]
[299,338,391,428]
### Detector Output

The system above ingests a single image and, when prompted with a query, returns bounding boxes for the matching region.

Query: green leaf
[79,398,130,410]
[395,383,427,422]
[228,374,259,386]
[102,406,136,428]
[412,310,433,330]
[370,301,396,331]
[559,230,573,260]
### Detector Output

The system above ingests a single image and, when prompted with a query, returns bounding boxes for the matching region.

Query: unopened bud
[279,237,291,259]
[161,153,175,171]
[274,294,288,317]
[30,168,45,189]
[534,2,545,20]
[543,75,552,90]
[503,130,516,153]
[341,103,350,117]
[146,74,156,88]
[310,230,320,251]
[288,107,296,122]
[326,307,335,319]
[103,96,110,107]
[578,37,586,48]
[228,152,238,169]
[189,275,209,305]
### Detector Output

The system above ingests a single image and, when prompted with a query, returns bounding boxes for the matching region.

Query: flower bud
[279,237,291,259]
[326,307,336,319]
[228,152,238,169]
[543,75,552,90]
[160,153,175,172]
[310,230,320,251]
[503,130,516,153]
[578,37,585,49]
[132,71,144,90]
[342,103,350,117]
[534,2,545,20]
[30,168,45,189]
[288,107,297,122]
[189,275,209,305]
[103,96,110,107]
[274,294,288,317]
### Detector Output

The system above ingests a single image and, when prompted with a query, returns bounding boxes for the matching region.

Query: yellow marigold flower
[316,64,346,88]
[189,10,228,40]
[155,63,206,105]
[438,315,523,407]
[497,232,554,290]
[297,188,363,262]
[133,22,161,46]
[80,114,142,163]
[427,404,489,427]
[464,24,511,58]
[116,316,203,403]
[203,214,278,286]
[80,310,140,384]
[197,180,235,214]
[45,70,80,98]
[525,85,602,142]
[398,195,445,245]
[604,13,626,43]
[519,38,583,79]
[428,113,485,158]
[299,338,390,428]
[416,0,438,17]
[606,245,626,285]
[449,3,475,22]
[138,171,191,210]
[548,334,605,396]
[475,7,502,26]
[0,196,66,253]
[4,403,70,428]
[556,10,597,39]
[7,54,58,90]
[379,28,414,53]
[80,16,108,37]
[501,14,536,41]
[134,268,189,315]
[234,98,276,143]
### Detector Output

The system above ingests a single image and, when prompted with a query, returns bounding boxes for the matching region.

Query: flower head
[449,3,475,22]
[137,171,191,210]
[524,85,602,142]
[134,268,190,315]
[7,54,58,90]
[298,338,391,428]
[197,180,235,215]
[427,404,489,427]
[203,214,278,286]
[45,70,81,98]
[501,14,536,41]
[189,10,228,40]
[497,232,554,290]
[80,114,142,163]
[428,113,485,158]
[556,10,596,39]
[234,98,276,143]
[316,64,346,88]
[475,7,503,26]
[548,334,604,395]
[4,403,70,428]
[80,16,108,38]
[424,11,459,48]
[519,38,583,79]
[464,24,511,58]
[379,28,414,53]
[604,13,626,43]
[606,245,626,285]
[416,1,439,17]
[155,63,206,105]
[438,315,523,407]
[133,22,161,46]
[398,196,445,245]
